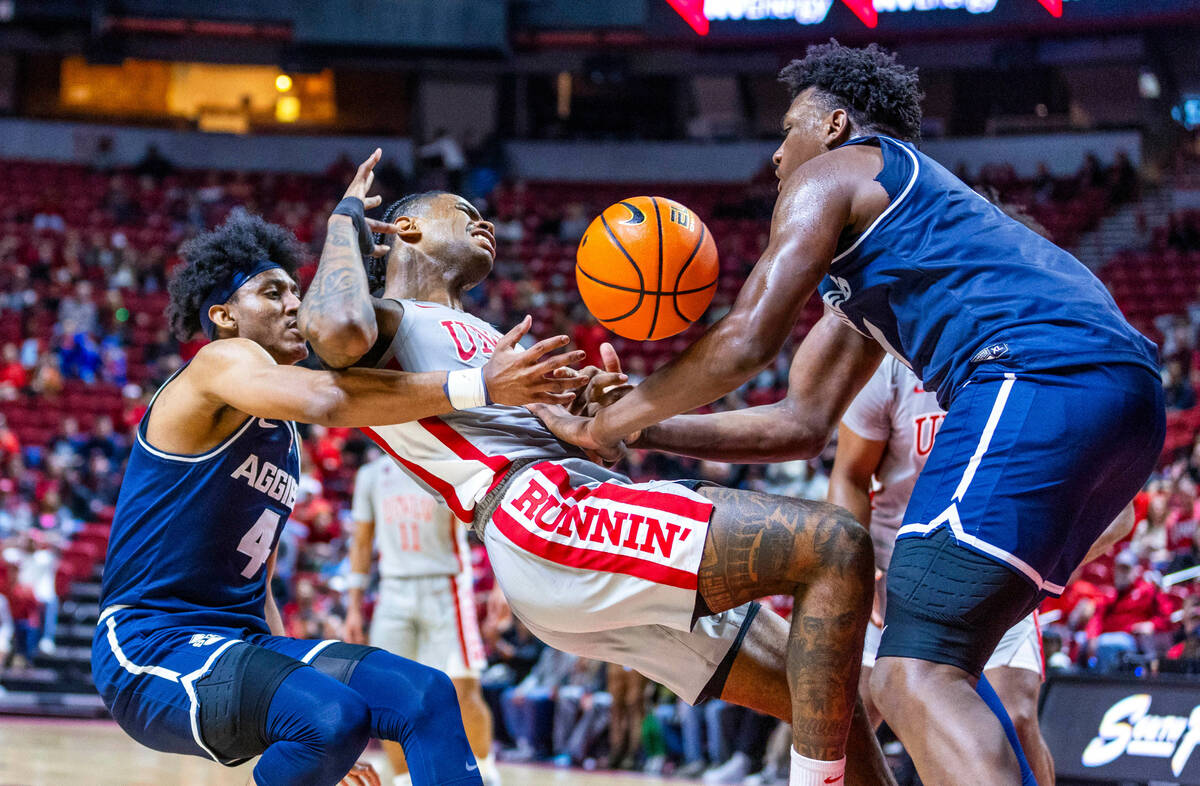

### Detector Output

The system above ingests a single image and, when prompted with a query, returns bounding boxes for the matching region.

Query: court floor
[0,717,675,785]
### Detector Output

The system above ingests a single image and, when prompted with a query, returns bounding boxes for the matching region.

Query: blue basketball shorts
[877,362,1164,673]
[91,608,353,765]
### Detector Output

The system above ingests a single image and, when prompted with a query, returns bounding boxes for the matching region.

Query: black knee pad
[195,644,304,764]
[876,528,1041,676]
[309,641,382,685]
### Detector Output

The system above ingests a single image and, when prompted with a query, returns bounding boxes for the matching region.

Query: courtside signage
[1041,675,1200,784]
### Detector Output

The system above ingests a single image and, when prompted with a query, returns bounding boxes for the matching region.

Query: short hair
[779,39,923,142]
[166,208,303,340]
[369,190,448,291]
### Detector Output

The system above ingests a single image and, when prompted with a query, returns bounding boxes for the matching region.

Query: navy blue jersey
[817,136,1157,408]
[99,368,301,632]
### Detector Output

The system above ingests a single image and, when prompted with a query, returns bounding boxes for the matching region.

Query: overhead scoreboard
[660,0,1200,37]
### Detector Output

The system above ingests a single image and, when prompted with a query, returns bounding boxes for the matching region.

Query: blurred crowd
[0,139,1198,781]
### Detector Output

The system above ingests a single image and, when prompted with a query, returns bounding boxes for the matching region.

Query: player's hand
[569,342,633,416]
[526,403,624,464]
[483,316,587,406]
[342,148,382,209]
[339,148,399,258]
[343,607,367,645]
[338,760,381,786]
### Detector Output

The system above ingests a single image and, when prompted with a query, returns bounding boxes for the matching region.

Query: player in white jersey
[829,356,1055,785]
[297,163,896,786]
[344,454,495,786]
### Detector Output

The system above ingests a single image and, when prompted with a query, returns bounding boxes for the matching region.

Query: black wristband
[331,197,374,257]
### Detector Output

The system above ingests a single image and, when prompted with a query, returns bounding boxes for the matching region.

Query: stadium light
[275,74,293,92]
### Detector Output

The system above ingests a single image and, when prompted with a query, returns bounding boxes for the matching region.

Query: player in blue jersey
[534,42,1164,785]
[92,152,586,786]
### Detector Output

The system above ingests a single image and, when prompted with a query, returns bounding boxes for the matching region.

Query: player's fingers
[587,371,628,393]
[600,342,622,374]
[363,194,382,209]
[354,148,382,181]
[596,383,635,407]
[365,217,399,233]
[530,350,586,377]
[540,374,588,393]
[495,315,532,350]
[369,244,391,258]
[534,391,577,405]
[524,401,568,419]
[521,333,571,359]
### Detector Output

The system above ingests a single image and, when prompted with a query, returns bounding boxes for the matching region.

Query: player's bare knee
[869,657,926,720]
[813,503,874,589]
[1008,694,1039,742]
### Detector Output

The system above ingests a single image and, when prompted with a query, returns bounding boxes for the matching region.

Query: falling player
[91,155,584,786]
[298,169,897,784]
[534,41,1164,785]
[344,453,499,786]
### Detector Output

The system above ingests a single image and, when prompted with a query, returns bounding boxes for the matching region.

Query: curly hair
[368,190,448,292]
[166,208,303,340]
[779,40,923,142]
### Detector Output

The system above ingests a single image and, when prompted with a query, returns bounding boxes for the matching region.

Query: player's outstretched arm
[627,313,883,461]
[584,155,864,450]
[191,329,583,428]
[298,149,399,369]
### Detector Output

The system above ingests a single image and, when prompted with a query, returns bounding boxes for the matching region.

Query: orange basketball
[575,196,719,341]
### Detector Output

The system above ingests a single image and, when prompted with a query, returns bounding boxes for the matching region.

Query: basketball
[575,196,718,341]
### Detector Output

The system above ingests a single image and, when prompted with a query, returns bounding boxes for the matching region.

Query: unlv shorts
[484,459,755,703]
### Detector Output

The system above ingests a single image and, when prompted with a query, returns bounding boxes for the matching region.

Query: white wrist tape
[344,572,369,591]
[445,368,490,410]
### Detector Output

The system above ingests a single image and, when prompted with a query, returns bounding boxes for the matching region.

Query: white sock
[393,774,413,786]
[789,747,846,786]
[476,752,501,784]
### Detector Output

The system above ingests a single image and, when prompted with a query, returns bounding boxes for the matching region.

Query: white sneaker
[37,639,55,656]
[703,752,752,784]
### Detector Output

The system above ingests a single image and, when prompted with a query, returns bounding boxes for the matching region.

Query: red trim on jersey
[361,427,474,524]
[535,462,712,523]
[419,417,510,475]
[447,572,472,669]
[491,506,699,591]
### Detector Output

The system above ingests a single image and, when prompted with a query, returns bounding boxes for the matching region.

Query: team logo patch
[970,343,1010,364]
[189,634,224,648]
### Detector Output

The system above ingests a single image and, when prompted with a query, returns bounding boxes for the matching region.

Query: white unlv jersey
[363,300,624,522]
[351,455,468,578]
[840,355,946,567]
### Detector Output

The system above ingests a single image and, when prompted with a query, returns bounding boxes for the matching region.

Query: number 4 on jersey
[237,509,280,579]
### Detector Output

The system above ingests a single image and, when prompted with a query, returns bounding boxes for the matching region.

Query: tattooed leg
[696,487,875,763]
[718,605,897,786]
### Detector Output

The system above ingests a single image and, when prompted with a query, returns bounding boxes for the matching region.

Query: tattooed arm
[299,213,379,368]
[298,149,397,370]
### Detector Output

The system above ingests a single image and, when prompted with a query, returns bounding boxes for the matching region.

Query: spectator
[1167,596,1200,662]
[501,646,577,761]
[1132,489,1177,567]
[133,144,174,180]
[418,129,466,193]
[1083,550,1176,670]
[606,663,649,770]
[0,343,28,396]
[1163,358,1196,410]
